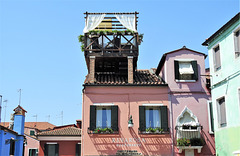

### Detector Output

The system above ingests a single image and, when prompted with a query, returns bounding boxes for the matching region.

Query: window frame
[89,105,118,133]
[139,105,168,133]
[174,59,198,82]
[28,148,38,156]
[233,27,240,58]
[212,44,221,71]
[30,130,35,136]
[9,139,15,156]
[75,143,81,156]
[44,143,59,156]
[216,96,227,128]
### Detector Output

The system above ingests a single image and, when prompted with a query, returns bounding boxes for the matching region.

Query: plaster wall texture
[82,86,172,156]
[38,140,80,156]
[207,21,240,155]
[159,49,215,155]
[0,130,17,156]
[24,135,39,156]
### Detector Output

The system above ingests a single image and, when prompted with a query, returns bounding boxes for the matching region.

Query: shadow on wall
[88,130,172,156]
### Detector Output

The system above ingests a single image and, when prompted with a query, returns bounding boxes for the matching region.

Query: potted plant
[146,127,156,133]
[177,138,191,146]
[94,128,103,134]
[103,127,113,133]
[154,127,163,133]
[138,33,144,44]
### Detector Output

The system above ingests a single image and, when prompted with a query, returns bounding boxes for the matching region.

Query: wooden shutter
[111,105,118,131]
[219,98,227,126]
[174,61,180,80]
[191,61,198,81]
[160,106,168,132]
[55,144,59,156]
[139,106,146,131]
[89,105,96,130]
[44,144,48,156]
[209,102,214,132]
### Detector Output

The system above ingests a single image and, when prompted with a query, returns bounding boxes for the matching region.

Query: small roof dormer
[13,105,27,117]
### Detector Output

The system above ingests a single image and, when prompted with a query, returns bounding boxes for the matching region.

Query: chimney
[89,56,96,83]
[76,120,82,129]
[128,56,134,83]
[13,105,27,135]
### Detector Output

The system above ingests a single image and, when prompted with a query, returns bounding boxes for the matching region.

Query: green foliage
[155,127,163,133]
[94,128,102,133]
[103,127,113,133]
[146,127,156,133]
[78,35,84,42]
[94,127,113,134]
[177,138,204,146]
[177,138,191,146]
[81,44,85,52]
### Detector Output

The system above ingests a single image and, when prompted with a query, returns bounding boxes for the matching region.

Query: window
[29,149,38,156]
[76,143,81,156]
[139,106,168,132]
[89,105,118,132]
[207,101,214,133]
[238,89,240,112]
[213,45,221,71]
[30,130,35,136]
[9,139,15,156]
[234,29,240,58]
[174,60,198,81]
[44,143,59,156]
[217,97,227,127]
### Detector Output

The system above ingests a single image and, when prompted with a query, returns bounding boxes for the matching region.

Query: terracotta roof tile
[84,69,166,85]
[37,127,81,136]
[0,122,55,130]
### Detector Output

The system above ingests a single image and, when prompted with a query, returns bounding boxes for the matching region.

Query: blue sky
[0,0,239,126]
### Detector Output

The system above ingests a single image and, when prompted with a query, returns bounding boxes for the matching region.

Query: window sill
[138,131,169,135]
[176,80,196,83]
[88,131,119,134]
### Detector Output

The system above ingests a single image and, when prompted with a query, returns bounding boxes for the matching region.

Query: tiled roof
[84,69,166,85]
[37,127,81,136]
[0,122,55,130]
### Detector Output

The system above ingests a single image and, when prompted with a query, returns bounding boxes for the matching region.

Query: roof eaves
[202,12,240,46]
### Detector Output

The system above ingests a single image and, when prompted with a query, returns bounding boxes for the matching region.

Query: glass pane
[48,145,56,156]
[96,107,111,128]
[145,107,161,128]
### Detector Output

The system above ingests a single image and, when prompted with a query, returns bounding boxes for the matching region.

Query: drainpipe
[81,87,85,156]
[169,92,174,156]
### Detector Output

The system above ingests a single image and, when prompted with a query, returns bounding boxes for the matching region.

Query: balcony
[175,125,204,153]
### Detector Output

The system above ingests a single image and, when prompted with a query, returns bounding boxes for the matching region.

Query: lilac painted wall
[159,49,215,155]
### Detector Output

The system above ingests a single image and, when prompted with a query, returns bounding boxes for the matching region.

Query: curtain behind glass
[96,107,111,128]
[179,62,194,74]
[145,107,160,128]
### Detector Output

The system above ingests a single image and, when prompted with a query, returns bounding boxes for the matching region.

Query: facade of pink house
[82,85,171,155]
[155,46,215,155]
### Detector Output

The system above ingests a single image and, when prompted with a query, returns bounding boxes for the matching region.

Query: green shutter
[174,61,180,80]
[89,105,96,130]
[161,106,168,132]
[76,144,81,156]
[209,102,214,132]
[139,106,146,131]
[191,61,198,81]
[55,144,59,156]
[111,105,118,131]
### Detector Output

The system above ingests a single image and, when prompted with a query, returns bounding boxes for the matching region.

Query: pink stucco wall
[24,135,39,156]
[159,49,215,155]
[82,86,171,156]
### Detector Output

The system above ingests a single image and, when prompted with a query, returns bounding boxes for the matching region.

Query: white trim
[38,136,81,141]
[93,103,114,106]
[174,59,195,62]
[142,104,164,106]
[207,100,214,134]
[176,80,196,83]
[46,142,58,144]
[176,106,199,126]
